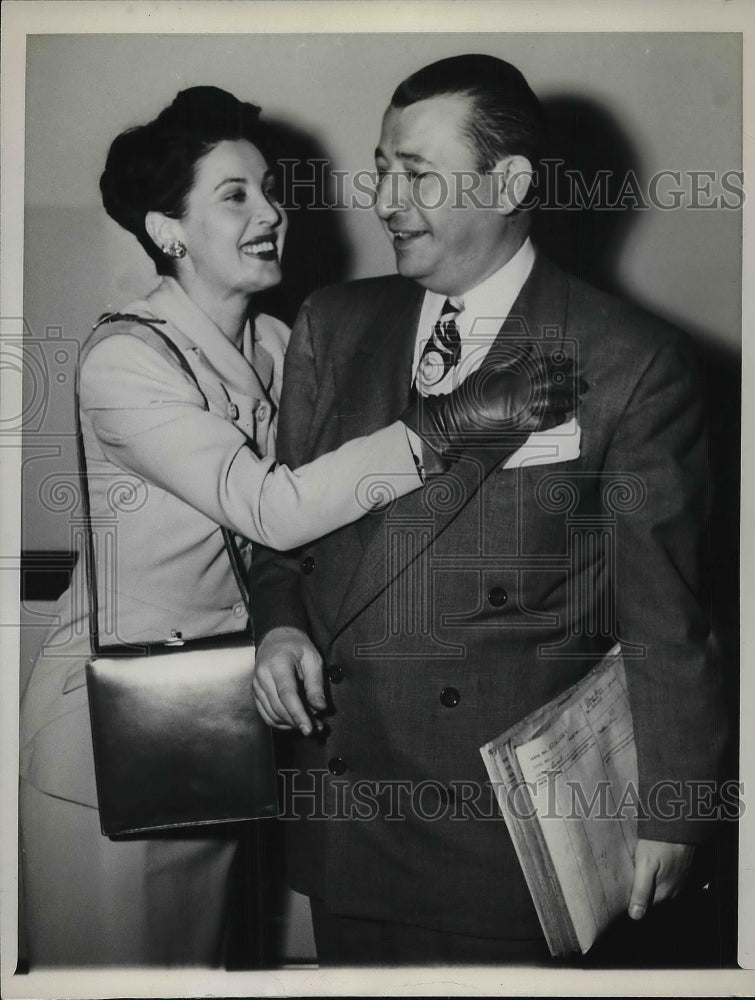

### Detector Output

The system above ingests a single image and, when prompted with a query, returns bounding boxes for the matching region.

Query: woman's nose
[254,192,283,228]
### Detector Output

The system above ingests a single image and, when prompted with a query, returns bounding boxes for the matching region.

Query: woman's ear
[491,155,534,215]
[145,211,184,255]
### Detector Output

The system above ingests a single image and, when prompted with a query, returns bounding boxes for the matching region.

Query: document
[480,645,638,956]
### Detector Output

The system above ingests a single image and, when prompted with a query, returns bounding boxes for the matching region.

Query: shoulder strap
[85,312,198,384]
[78,313,253,656]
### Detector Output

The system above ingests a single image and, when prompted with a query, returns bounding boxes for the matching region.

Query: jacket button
[488,586,508,608]
[232,602,246,618]
[328,756,347,776]
[228,402,240,421]
[301,555,315,574]
[328,664,344,684]
[440,687,461,708]
[256,403,269,422]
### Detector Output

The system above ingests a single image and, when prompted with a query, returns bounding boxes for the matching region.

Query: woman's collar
[147,277,260,396]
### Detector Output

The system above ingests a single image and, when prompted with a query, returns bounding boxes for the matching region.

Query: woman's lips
[241,237,278,261]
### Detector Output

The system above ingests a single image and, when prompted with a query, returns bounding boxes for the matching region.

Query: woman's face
[176,139,287,300]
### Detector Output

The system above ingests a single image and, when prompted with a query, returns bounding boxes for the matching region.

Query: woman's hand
[252,626,326,735]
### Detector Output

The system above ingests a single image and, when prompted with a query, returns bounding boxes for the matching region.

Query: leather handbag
[79,314,279,837]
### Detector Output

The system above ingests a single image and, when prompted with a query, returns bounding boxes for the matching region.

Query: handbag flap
[86,641,279,836]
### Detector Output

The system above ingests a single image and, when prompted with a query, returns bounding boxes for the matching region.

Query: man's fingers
[252,627,325,735]
[297,646,326,704]
[269,672,317,735]
[628,853,655,920]
[628,840,695,919]
[253,656,313,732]
[253,686,293,730]
[252,672,296,729]
[299,649,327,730]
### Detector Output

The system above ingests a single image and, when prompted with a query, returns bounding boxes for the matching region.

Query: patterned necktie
[416,297,464,394]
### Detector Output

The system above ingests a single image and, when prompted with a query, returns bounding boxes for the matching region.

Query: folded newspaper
[480,644,638,956]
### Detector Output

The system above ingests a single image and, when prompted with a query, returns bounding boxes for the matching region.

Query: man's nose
[375,171,410,219]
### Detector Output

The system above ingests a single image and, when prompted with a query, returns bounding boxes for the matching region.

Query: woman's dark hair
[100,86,272,275]
[390,54,544,174]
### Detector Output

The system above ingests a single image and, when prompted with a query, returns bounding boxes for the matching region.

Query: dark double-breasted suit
[252,254,720,940]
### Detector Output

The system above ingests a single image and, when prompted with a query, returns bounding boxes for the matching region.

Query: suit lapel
[329,255,570,643]
[333,281,423,428]
[315,281,423,619]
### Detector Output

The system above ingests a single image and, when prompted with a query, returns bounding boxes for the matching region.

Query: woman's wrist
[403,425,449,479]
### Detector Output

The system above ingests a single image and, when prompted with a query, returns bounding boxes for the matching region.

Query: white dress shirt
[411,237,536,393]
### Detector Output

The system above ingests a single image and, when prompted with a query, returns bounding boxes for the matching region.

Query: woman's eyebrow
[213,176,248,191]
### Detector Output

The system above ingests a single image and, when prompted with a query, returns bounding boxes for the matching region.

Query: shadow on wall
[535,94,740,707]
[534,95,643,293]
[253,118,353,328]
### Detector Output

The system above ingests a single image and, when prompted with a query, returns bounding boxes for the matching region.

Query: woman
[19,86,572,967]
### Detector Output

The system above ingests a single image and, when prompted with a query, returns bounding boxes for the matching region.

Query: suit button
[232,602,246,618]
[440,687,461,708]
[488,586,508,608]
[328,756,347,776]
[301,555,315,574]
[256,403,269,422]
[228,402,240,421]
[328,665,344,684]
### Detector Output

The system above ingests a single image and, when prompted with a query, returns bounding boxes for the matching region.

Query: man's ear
[145,211,184,254]
[491,155,533,215]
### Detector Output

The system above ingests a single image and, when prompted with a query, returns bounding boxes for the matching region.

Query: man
[251,55,719,964]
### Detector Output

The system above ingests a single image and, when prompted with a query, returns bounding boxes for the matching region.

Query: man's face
[374,94,512,296]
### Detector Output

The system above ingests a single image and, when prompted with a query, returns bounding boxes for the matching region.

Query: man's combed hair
[390,54,544,173]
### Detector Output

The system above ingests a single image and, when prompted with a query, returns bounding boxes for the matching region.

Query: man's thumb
[301,652,326,710]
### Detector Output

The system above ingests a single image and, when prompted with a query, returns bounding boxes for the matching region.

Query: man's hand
[252,626,326,735]
[628,839,695,920]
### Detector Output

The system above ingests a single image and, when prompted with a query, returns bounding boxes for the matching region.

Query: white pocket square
[502,417,581,470]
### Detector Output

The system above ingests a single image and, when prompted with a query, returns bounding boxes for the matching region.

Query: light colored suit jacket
[20,277,420,807]
[252,255,721,939]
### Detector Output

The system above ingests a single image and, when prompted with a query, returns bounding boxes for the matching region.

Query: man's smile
[389,228,428,244]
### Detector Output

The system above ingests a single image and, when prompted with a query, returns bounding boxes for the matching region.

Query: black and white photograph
[1,2,752,996]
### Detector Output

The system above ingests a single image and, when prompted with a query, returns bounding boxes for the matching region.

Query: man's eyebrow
[373,148,434,167]
[397,151,433,166]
